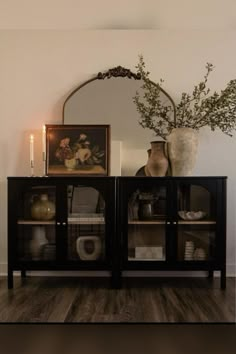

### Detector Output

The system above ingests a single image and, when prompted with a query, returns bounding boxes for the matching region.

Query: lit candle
[42,125,46,175]
[30,134,34,176]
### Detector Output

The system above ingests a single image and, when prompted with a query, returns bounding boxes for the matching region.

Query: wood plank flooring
[0,276,235,323]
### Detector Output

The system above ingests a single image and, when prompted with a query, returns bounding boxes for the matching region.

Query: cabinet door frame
[56,177,115,269]
[8,178,58,269]
[118,177,172,270]
[172,177,223,269]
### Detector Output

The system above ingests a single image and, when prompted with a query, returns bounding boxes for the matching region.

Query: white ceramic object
[76,236,102,260]
[167,128,198,176]
[178,210,206,220]
[30,226,48,260]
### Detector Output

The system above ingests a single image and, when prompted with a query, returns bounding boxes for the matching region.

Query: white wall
[0,3,235,275]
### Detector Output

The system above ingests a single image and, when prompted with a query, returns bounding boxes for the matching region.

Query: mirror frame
[62,66,176,124]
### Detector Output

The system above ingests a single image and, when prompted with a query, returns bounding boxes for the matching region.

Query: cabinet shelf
[128,221,166,225]
[128,257,166,261]
[68,220,105,225]
[128,220,216,225]
[17,220,55,225]
[178,220,216,225]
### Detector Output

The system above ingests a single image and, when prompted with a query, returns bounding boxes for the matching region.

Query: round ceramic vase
[31,194,56,221]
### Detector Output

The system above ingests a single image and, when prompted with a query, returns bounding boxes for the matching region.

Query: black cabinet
[8,176,227,289]
[118,177,227,289]
[8,177,116,289]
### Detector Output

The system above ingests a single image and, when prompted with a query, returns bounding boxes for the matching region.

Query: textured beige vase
[167,128,198,176]
[145,141,169,177]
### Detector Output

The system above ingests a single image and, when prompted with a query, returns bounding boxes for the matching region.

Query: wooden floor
[0,276,235,323]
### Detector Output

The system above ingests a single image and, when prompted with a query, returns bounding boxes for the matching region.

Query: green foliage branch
[133,55,236,140]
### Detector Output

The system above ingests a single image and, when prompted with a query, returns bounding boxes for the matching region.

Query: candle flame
[30,134,34,141]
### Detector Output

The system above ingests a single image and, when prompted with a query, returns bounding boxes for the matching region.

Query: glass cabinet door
[126,184,168,262]
[66,184,106,262]
[176,182,217,262]
[16,185,56,261]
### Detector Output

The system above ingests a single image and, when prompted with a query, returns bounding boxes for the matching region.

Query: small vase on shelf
[31,194,55,221]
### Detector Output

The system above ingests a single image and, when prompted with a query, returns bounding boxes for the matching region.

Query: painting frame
[46,124,110,176]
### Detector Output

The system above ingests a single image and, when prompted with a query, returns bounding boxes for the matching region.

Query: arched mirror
[63,66,175,175]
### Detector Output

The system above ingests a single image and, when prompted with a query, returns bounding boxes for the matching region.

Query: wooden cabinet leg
[221,268,226,290]
[8,269,13,289]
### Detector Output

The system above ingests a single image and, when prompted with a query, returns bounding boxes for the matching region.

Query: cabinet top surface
[7,176,227,180]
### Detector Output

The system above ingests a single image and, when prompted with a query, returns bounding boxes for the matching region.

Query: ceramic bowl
[178,210,207,221]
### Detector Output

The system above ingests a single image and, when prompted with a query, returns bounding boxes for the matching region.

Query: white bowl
[178,210,207,221]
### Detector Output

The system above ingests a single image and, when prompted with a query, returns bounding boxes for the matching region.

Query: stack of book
[68,213,104,224]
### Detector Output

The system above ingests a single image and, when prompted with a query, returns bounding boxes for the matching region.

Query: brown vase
[145,141,169,177]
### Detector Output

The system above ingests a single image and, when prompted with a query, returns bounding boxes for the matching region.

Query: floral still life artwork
[46,125,110,175]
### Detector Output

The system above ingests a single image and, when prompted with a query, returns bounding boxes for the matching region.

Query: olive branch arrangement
[133,55,236,140]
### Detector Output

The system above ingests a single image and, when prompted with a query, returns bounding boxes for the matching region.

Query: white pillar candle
[42,125,46,156]
[30,134,34,176]
[42,125,46,175]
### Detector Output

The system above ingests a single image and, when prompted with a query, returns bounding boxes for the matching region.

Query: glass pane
[177,184,216,261]
[127,186,167,261]
[17,185,56,261]
[67,185,105,261]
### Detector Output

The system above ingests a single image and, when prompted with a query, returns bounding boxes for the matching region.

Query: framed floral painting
[46,125,110,176]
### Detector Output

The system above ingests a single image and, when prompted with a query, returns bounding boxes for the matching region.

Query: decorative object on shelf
[70,186,100,214]
[31,193,55,221]
[76,236,102,261]
[145,141,169,176]
[133,55,236,175]
[178,210,207,221]
[30,226,48,260]
[193,248,207,261]
[184,240,195,260]
[138,192,154,220]
[167,128,198,176]
[29,134,34,176]
[46,124,110,176]
[135,246,164,260]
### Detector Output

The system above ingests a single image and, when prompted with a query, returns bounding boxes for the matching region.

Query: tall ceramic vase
[145,141,169,177]
[167,128,198,176]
